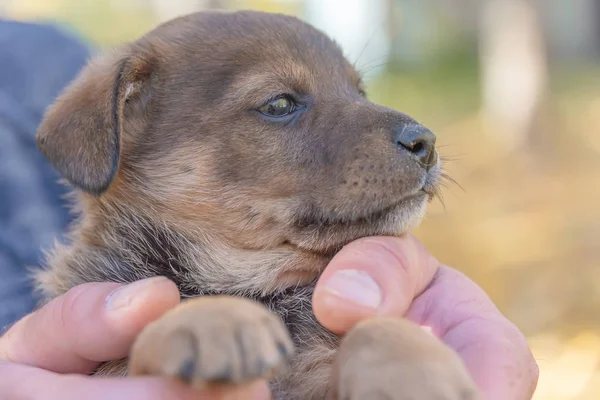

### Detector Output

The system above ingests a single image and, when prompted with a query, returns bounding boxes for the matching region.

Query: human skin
[0,235,538,399]
[313,235,539,400]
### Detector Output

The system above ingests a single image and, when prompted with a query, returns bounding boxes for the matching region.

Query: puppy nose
[394,124,437,170]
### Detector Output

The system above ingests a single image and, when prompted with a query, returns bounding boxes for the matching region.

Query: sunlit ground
[3,1,600,398]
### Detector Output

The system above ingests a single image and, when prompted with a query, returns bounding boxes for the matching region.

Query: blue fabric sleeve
[0,19,91,330]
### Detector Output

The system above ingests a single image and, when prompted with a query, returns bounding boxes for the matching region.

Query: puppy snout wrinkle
[394,124,437,171]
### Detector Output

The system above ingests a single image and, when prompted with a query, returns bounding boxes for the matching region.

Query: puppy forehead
[144,11,360,90]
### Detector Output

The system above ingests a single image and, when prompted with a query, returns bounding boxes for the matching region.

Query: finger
[0,362,271,400]
[0,277,180,374]
[313,235,440,334]
[406,266,539,400]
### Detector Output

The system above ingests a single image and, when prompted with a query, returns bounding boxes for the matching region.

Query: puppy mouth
[286,189,430,257]
[295,190,428,228]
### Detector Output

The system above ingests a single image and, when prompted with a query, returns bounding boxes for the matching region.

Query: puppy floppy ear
[36,48,152,195]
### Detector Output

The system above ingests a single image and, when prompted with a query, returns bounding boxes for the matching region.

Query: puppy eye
[358,88,367,97]
[258,96,295,117]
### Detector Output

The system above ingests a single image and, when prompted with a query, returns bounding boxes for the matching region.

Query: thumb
[0,277,180,374]
[313,235,440,335]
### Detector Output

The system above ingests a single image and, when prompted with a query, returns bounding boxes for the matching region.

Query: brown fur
[34,10,480,399]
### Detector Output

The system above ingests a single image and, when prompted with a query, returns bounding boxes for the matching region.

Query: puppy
[35,10,480,400]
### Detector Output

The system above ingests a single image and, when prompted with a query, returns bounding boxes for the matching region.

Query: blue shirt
[0,19,90,330]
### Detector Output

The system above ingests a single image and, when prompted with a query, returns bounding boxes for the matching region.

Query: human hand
[0,238,538,400]
[0,277,270,400]
[313,234,539,400]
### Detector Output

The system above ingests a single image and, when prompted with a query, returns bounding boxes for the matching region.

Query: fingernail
[105,277,167,311]
[421,325,434,336]
[323,270,382,309]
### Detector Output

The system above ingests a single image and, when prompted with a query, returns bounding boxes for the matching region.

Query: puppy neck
[70,195,329,297]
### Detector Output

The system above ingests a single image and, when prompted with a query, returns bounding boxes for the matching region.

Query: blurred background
[0,0,598,398]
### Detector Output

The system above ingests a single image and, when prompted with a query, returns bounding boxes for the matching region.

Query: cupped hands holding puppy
[0,235,538,400]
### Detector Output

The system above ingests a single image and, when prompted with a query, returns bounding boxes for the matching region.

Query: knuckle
[55,283,95,334]
[0,314,34,363]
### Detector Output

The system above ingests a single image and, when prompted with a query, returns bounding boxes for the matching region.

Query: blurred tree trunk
[541,0,600,61]
[478,0,549,154]
[304,0,391,79]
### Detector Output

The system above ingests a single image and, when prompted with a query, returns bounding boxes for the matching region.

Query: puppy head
[38,11,442,275]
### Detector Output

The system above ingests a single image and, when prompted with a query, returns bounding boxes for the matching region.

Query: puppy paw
[128,295,294,388]
[332,318,481,400]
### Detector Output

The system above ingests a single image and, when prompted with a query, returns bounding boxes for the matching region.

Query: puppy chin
[286,191,429,257]
[387,192,429,236]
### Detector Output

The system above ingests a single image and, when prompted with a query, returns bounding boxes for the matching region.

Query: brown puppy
[34,10,480,400]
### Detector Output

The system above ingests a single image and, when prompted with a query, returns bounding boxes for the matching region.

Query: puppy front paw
[128,295,294,388]
[332,318,481,400]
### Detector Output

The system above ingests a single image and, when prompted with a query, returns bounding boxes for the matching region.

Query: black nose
[394,124,437,170]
